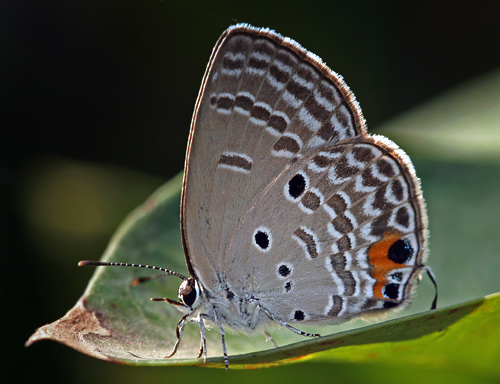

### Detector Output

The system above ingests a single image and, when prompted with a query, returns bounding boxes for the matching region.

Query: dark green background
[4,1,500,383]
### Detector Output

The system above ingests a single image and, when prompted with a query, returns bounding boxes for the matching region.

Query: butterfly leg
[212,305,229,370]
[263,331,278,348]
[197,314,208,363]
[165,313,189,359]
[259,305,320,338]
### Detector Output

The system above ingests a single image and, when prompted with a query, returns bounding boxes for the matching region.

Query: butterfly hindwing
[224,137,427,324]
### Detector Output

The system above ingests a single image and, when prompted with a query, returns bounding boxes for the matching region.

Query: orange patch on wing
[368,231,406,299]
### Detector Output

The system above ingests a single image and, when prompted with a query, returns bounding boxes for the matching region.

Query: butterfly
[80,24,436,369]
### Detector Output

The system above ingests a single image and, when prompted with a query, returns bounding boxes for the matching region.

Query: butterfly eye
[179,279,200,308]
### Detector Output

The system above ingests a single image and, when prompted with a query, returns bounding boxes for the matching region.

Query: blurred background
[3,0,500,383]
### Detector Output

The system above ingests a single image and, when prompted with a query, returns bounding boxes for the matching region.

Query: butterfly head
[78,260,204,312]
[177,278,202,312]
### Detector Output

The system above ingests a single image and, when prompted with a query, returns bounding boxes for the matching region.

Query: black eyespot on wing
[383,301,399,309]
[294,310,305,321]
[278,264,291,277]
[288,173,306,199]
[285,281,292,292]
[383,283,399,300]
[255,230,270,250]
[388,239,413,264]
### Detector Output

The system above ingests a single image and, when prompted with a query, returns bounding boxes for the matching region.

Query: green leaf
[26,171,500,379]
[26,70,500,380]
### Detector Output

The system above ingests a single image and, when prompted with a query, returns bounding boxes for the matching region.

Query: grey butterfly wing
[224,137,428,324]
[182,25,366,290]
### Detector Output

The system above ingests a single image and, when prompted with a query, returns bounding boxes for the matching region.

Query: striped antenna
[78,260,188,281]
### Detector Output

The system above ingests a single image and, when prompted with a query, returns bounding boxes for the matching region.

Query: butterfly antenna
[78,260,188,281]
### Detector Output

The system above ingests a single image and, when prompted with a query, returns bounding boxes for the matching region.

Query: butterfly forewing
[182,25,427,329]
[183,26,367,289]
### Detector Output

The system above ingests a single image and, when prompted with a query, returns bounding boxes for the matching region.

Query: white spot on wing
[353,173,377,193]
[313,82,338,111]
[298,107,321,132]
[298,187,324,214]
[266,110,290,137]
[363,193,381,217]
[272,132,303,158]
[292,226,321,260]
[282,89,301,108]
[221,52,245,77]
[246,50,272,75]
[388,203,415,232]
[215,92,235,115]
[217,151,253,174]
[385,176,409,205]
[359,270,376,297]
[330,105,354,138]
[234,91,255,116]
[324,257,345,296]
[249,101,272,126]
